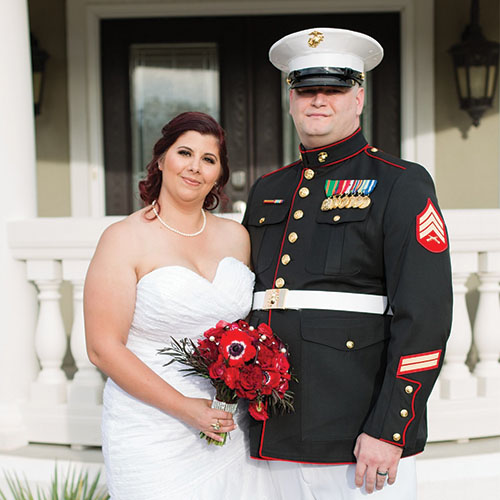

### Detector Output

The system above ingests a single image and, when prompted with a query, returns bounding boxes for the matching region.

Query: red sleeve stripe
[397,350,441,375]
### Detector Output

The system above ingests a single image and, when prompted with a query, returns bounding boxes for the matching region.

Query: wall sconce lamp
[449,0,499,127]
[30,34,49,116]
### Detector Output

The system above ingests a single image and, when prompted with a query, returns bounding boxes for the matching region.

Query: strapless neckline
[137,256,252,287]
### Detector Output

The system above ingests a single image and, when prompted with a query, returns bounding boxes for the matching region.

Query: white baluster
[27,260,68,404]
[473,251,500,397]
[64,260,104,406]
[439,252,478,399]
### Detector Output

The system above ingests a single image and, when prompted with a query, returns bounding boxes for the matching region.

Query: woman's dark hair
[138,111,229,210]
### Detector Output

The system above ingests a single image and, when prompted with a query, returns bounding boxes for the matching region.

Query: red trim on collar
[315,146,366,168]
[364,146,407,170]
[300,127,361,153]
[262,159,301,178]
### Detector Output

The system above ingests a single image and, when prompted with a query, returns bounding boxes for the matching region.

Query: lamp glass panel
[456,66,468,98]
[486,64,498,98]
[130,43,219,210]
[469,65,487,98]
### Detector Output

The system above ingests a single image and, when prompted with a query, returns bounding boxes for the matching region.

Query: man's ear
[355,86,365,117]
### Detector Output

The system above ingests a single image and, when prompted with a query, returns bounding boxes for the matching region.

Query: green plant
[0,466,109,500]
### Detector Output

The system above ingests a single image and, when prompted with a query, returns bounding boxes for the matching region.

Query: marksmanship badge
[416,199,448,253]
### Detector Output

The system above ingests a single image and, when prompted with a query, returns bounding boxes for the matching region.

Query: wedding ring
[211,419,221,431]
[376,471,389,476]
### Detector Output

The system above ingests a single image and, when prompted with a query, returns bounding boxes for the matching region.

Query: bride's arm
[84,220,235,441]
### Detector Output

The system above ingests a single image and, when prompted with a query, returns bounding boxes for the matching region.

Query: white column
[0,0,38,449]
[439,252,478,399]
[65,260,104,407]
[27,260,68,404]
[473,251,500,397]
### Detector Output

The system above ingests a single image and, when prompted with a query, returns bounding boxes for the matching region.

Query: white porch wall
[0,0,38,449]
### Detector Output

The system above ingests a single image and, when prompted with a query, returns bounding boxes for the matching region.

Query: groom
[243,28,452,498]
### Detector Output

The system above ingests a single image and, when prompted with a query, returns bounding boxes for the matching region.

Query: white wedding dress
[102,257,276,500]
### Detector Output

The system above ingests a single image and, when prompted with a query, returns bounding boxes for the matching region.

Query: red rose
[256,323,276,347]
[197,339,219,363]
[220,330,257,367]
[224,366,240,389]
[203,320,230,342]
[272,353,290,373]
[237,320,250,330]
[208,356,226,380]
[261,370,281,395]
[277,378,289,396]
[235,364,263,399]
[257,323,273,338]
[256,345,274,369]
[248,399,269,421]
[246,326,261,341]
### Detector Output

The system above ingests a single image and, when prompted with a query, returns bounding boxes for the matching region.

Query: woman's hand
[178,397,236,442]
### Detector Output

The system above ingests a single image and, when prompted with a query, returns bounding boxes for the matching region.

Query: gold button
[299,187,310,198]
[393,433,401,442]
[259,217,266,224]
[400,409,409,418]
[333,215,341,222]
[304,169,315,180]
[281,254,291,265]
[293,210,304,220]
[346,340,355,349]
[370,147,379,153]
[318,152,328,162]
[405,385,413,394]
[275,277,285,288]
[288,232,298,243]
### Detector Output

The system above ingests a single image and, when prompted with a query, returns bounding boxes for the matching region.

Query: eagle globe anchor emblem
[308,30,324,48]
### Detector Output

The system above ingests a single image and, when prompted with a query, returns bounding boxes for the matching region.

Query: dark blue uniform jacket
[243,128,453,463]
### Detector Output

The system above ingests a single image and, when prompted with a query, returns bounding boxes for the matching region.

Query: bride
[84,112,275,499]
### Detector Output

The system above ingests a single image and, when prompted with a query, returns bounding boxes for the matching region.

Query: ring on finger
[376,471,388,477]
[211,419,221,431]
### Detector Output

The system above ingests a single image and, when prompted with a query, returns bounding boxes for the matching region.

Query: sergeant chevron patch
[416,199,448,253]
[397,350,442,375]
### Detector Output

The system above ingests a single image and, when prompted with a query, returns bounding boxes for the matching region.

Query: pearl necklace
[151,200,206,237]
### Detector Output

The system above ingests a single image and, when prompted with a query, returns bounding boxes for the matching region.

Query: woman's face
[159,130,222,206]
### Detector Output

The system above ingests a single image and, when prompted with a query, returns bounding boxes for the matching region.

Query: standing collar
[299,128,368,168]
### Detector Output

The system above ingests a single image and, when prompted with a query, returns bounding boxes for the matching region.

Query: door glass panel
[282,73,373,165]
[130,43,219,210]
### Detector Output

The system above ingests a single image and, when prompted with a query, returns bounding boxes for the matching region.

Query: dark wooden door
[101,13,400,215]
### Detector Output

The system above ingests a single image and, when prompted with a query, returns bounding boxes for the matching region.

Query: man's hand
[353,432,403,494]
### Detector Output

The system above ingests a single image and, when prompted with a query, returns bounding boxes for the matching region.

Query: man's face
[289,85,365,149]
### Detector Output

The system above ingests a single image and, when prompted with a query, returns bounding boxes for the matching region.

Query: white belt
[252,289,392,315]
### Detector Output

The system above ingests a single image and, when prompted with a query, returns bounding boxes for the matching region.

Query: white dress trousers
[268,456,417,500]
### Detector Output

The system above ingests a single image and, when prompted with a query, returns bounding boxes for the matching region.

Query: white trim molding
[67,0,435,216]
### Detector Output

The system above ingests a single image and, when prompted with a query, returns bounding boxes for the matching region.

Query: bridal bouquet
[158,320,295,445]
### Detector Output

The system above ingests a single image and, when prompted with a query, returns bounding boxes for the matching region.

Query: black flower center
[229,342,244,357]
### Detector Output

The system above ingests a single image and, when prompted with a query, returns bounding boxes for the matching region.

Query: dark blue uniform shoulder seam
[364,149,407,170]
[262,160,301,178]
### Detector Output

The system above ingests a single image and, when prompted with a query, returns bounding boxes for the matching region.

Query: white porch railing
[6,210,500,448]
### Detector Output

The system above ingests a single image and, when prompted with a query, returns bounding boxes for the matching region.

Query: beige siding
[435,0,500,208]
[28,0,71,216]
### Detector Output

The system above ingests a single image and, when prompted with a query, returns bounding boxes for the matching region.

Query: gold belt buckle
[262,288,289,310]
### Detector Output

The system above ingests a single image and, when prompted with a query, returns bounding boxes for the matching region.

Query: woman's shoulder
[96,208,152,253]
[210,213,248,241]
